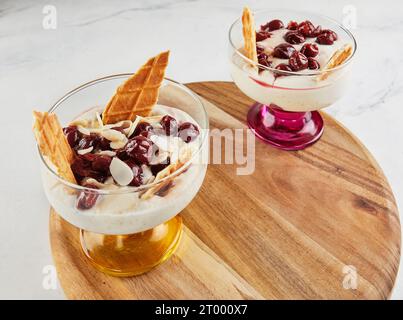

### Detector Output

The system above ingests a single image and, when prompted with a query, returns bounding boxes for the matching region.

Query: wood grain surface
[49,81,401,300]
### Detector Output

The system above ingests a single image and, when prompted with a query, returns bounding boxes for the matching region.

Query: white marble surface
[0,0,402,299]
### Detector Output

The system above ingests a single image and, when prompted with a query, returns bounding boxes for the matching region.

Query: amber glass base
[80,215,183,277]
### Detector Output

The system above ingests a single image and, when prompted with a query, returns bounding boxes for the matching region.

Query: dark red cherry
[308,58,320,70]
[91,155,112,173]
[287,21,299,30]
[316,34,333,45]
[257,53,272,71]
[256,30,271,42]
[76,183,99,210]
[116,148,130,161]
[289,51,308,71]
[125,136,156,165]
[97,136,111,151]
[261,19,284,31]
[63,126,80,148]
[297,20,315,37]
[124,160,143,187]
[160,115,178,136]
[257,52,271,65]
[311,25,322,37]
[71,155,107,183]
[284,31,305,44]
[316,30,338,45]
[300,43,319,57]
[178,122,200,143]
[273,43,296,59]
[132,121,153,138]
[151,157,171,176]
[274,63,293,77]
[71,156,89,180]
[321,29,338,41]
[256,44,265,55]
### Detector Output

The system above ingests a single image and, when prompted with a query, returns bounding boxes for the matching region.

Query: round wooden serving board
[50,81,401,300]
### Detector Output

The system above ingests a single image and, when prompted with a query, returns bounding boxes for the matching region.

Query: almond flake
[101,129,126,142]
[109,157,134,186]
[110,137,128,149]
[77,146,93,155]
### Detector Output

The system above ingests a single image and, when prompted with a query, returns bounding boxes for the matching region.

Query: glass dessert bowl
[38,75,208,276]
[229,9,357,150]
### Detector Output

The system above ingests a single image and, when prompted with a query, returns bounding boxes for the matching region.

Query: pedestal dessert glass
[38,75,208,276]
[229,10,356,150]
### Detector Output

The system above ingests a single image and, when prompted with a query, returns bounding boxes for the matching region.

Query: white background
[0,0,402,299]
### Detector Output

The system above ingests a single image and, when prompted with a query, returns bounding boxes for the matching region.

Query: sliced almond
[127,116,141,138]
[69,119,88,127]
[77,126,91,136]
[109,157,134,186]
[110,136,128,149]
[95,112,104,129]
[101,128,126,141]
[96,150,116,157]
[77,146,93,155]
[317,44,353,81]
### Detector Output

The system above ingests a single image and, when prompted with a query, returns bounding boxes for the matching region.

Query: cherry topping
[284,31,305,44]
[63,126,80,148]
[151,157,171,176]
[97,136,111,151]
[287,21,299,30]
[132,121,153,138]
[300,43,319,58]
[308,58,320,70]
[124,159,143,187]
[297,20,316,37]
[257,52,272,69]
[76,183,99,210]
[256,44,265,55]
[261,19,284,31]
[71,155,108,183]
[273,43,296,59]
[116,148,130,161]
[311,25,322,37]
[274,63,293,77]
[91,155,112,173]
[289,51,308,71]
[178,122,200,143]
[316,30,338,45]
[160,115,178,136]
[256,30,271,42]
[321,29,338,41]
[125,136,156,165]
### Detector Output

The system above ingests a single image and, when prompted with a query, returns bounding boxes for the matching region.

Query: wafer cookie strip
[102,51,170,124]
[141,146,193,200]
[33,111,76,183]
[317,44,353,81]
[241,7,258,64]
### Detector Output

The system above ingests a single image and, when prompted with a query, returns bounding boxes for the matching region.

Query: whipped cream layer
[42,105,207,235]
[231,25,352,111]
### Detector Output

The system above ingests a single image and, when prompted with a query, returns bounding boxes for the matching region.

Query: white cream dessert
[41,105,207,234]
[231,18,352,111]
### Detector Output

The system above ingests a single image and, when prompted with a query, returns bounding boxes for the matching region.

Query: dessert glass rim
[38,74,209,195]
[228,9,357,76]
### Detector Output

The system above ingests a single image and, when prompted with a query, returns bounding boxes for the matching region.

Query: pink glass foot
[247,103,324,151]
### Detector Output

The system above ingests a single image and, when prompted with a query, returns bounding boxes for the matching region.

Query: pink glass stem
[247,103,324,151]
